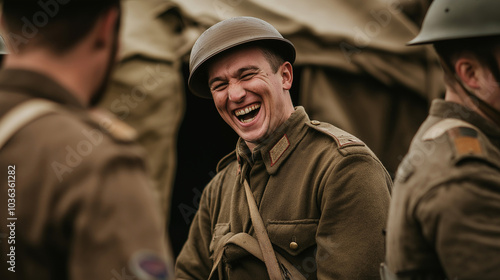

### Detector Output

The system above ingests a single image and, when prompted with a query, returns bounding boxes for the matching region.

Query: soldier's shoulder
[86,108,139,144]
[396,118,499,185]
[421,118,496,166]
[18,101,142,157]
[305,120,373,156]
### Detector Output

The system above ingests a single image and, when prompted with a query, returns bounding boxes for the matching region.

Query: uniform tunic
[385,100,500,279]
[176,107,392,279]
[0,69,170,280]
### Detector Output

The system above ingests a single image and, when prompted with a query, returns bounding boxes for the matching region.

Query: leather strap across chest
[243,179,283,280]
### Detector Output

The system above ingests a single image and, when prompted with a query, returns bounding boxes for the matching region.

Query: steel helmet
[408,0,500,45]
[188,16,296,99]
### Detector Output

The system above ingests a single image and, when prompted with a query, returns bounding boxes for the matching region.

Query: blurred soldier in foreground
[176,17,391,279]
[97,0,199,228]
[0,1,172,279]
[383,0,500,279]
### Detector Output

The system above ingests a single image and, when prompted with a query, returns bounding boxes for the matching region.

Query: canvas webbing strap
[0,99,59,150]
[243,179,283,280]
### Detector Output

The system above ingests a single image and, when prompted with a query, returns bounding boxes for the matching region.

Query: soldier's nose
[228,83,246,103]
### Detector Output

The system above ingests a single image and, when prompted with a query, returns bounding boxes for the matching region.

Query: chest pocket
[267,219,318,256]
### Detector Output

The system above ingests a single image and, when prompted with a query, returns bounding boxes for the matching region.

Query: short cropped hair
[2,0,120,54]
[260,46,286,74]
[434,36,500,85]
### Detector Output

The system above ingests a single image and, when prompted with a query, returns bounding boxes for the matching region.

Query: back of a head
[2,0,120,54]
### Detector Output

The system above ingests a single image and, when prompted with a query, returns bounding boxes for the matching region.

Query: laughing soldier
[175,17,392,280]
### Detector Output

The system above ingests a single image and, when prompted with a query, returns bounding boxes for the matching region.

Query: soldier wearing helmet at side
[175,16,392,280]
[382,0,500,279]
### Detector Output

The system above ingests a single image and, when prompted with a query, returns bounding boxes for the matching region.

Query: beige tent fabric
[99,0,201,229]
[173,0,443,100]
[172,0,444,174]
[119,0,201,63]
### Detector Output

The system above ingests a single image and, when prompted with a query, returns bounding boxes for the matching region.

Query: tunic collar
[236,106,310,175]
[430,99,500,148]
[0,69,85,109]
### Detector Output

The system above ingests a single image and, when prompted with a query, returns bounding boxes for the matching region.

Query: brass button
[290,241,299,250]
[311,120,320,125]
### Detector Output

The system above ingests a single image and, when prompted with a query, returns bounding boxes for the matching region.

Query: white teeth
[235,104,261,117]
[241,116,256,123]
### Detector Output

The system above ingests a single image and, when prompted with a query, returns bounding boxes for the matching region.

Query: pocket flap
[267,219,318,256]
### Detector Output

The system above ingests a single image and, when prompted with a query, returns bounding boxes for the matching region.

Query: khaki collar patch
[269,134,290,166]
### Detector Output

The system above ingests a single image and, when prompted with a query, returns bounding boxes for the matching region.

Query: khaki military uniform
[98,0,200,226]
[384,100,500,279]
[0,69,172,280]
[175,107,392,279]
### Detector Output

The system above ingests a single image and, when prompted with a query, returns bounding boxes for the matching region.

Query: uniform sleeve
[175,180,216,279]
[63,149,171,280]
[316,153,392,280]
[416,178,500,280]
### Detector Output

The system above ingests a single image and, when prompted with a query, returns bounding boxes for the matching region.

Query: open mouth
[234,103,261,124]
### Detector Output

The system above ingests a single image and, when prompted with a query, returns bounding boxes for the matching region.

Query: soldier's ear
[94,7,120,49]
[280,62,293,91]
[455,55,481,90]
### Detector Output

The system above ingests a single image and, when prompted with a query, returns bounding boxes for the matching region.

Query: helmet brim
[188,38,295,99]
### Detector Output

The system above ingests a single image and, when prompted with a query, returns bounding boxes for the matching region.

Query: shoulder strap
[422,118,480,141]
[243,179,283,280]
[0,99,61,150]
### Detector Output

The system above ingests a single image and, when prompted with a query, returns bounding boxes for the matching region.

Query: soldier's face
[208,47,294,150]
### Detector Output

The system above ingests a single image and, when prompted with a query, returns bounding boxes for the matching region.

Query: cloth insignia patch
[448,127,483,157]
[129,251,169,280]
[269,134,290,166]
